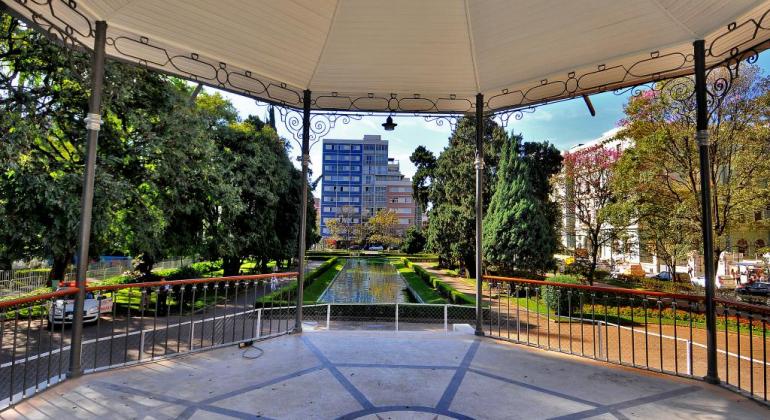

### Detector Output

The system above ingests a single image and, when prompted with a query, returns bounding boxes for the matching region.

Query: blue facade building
[320,135,420,242]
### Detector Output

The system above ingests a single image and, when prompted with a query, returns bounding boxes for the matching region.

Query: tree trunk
[588,232,600,286]
[223,256,241,277]
[261,258,269,274]
[464,254,476,279]
[136,254,155,279]
[48,252,72,287]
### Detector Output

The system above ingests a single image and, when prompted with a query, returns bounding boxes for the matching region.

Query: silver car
[48,286,113,328]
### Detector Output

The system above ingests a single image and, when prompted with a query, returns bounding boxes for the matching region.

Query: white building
[559,128,642,267]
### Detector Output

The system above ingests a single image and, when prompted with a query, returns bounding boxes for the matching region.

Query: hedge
[391,259,445,304]
[402,258,475,305]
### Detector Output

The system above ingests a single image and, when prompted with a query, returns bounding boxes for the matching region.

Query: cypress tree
[483,137,555,274]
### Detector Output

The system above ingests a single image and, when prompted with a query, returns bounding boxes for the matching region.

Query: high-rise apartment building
[320,135,419,241]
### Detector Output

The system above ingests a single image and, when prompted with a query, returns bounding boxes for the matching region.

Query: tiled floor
[3,330,767,419]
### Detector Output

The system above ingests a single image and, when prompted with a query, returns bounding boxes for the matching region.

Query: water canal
[318,258,412,303]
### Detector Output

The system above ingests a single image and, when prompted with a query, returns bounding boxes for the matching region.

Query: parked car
[736,282,770,305]
[646,271,690,282]
[48,281,113,328]
[368,245,384,251]
[736,282,770,297]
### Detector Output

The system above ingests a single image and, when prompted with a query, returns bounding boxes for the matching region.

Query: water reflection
[319,258,408,303]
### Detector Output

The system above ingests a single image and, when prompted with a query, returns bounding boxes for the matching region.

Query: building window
[325,144,332,150]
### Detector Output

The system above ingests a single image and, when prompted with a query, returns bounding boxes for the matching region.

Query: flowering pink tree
[561,144,622,284]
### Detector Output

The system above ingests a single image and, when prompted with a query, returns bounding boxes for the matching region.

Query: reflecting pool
[318,258,409,303]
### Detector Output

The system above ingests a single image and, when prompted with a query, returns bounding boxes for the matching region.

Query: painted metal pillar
[474,93,485,336]
[694,39,720,385]
[69,21,107,378]
[294,90,311,333]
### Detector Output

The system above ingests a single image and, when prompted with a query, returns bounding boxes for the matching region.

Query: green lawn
[390,259,446,304]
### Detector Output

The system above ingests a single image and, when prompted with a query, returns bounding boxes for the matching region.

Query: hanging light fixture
[382,115,397,131]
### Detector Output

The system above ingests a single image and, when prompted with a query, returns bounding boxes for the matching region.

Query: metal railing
[0,272,297,409]
[3,271,769,410]
[482,275,770,405]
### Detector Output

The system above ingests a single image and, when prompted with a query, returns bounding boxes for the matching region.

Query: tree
[0,13,318,280]
[616,66,770,269]
[483,137,558,274]
[401,226,426,254]
[410,146,436,211]
[325,205,358,248]
[367,209,400,249]
[413,116,506,276]
[558,143,622,284]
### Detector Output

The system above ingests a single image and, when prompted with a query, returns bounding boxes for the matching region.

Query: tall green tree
[483,137,556,274]
[1,13,318,281]
[412,117,506,276]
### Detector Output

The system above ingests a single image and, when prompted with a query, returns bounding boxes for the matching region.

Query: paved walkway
[4,330,767,419]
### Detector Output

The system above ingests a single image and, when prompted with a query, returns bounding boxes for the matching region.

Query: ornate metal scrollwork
[489,107,537,130]
[276,107,362,150]
[422,114,461,131]
[612,41,764,121]
[11,0,770,115]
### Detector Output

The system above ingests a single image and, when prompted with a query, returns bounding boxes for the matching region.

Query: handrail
[0,287,78,309]
[714,296,770,316]
[483,275,705,302]
[0,272,298,309]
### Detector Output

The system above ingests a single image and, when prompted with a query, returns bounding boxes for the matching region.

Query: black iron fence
[483,275,770,405]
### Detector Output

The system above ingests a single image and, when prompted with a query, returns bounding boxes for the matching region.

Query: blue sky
[210,52,770,192]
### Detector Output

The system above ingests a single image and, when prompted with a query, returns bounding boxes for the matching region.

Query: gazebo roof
[5,0,770,113]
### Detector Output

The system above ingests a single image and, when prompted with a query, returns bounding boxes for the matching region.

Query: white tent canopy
[5,0,770,113]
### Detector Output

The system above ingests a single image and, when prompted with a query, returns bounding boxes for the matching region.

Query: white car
[48,282,113,328]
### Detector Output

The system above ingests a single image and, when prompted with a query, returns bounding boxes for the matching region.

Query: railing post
[294,90,311,333]
[474,93,485,337]
[687,340,693,376]
[694,39,720,385]
[256,308,262,339]
[69,21,107,379]
[139,330,145,361]
[395,303,399,332]
[444,304,448,333]
[597,322,604,359]
[189,320,195,349]
[326,303,331,330]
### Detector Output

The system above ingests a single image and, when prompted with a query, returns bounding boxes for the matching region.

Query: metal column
[294,90,311,333]
[69,21,107,378]
[474,93,485,336]
[694,39,720,385]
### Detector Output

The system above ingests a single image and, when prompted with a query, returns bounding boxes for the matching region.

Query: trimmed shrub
[541,276,582,316]
[405,259,475,305]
